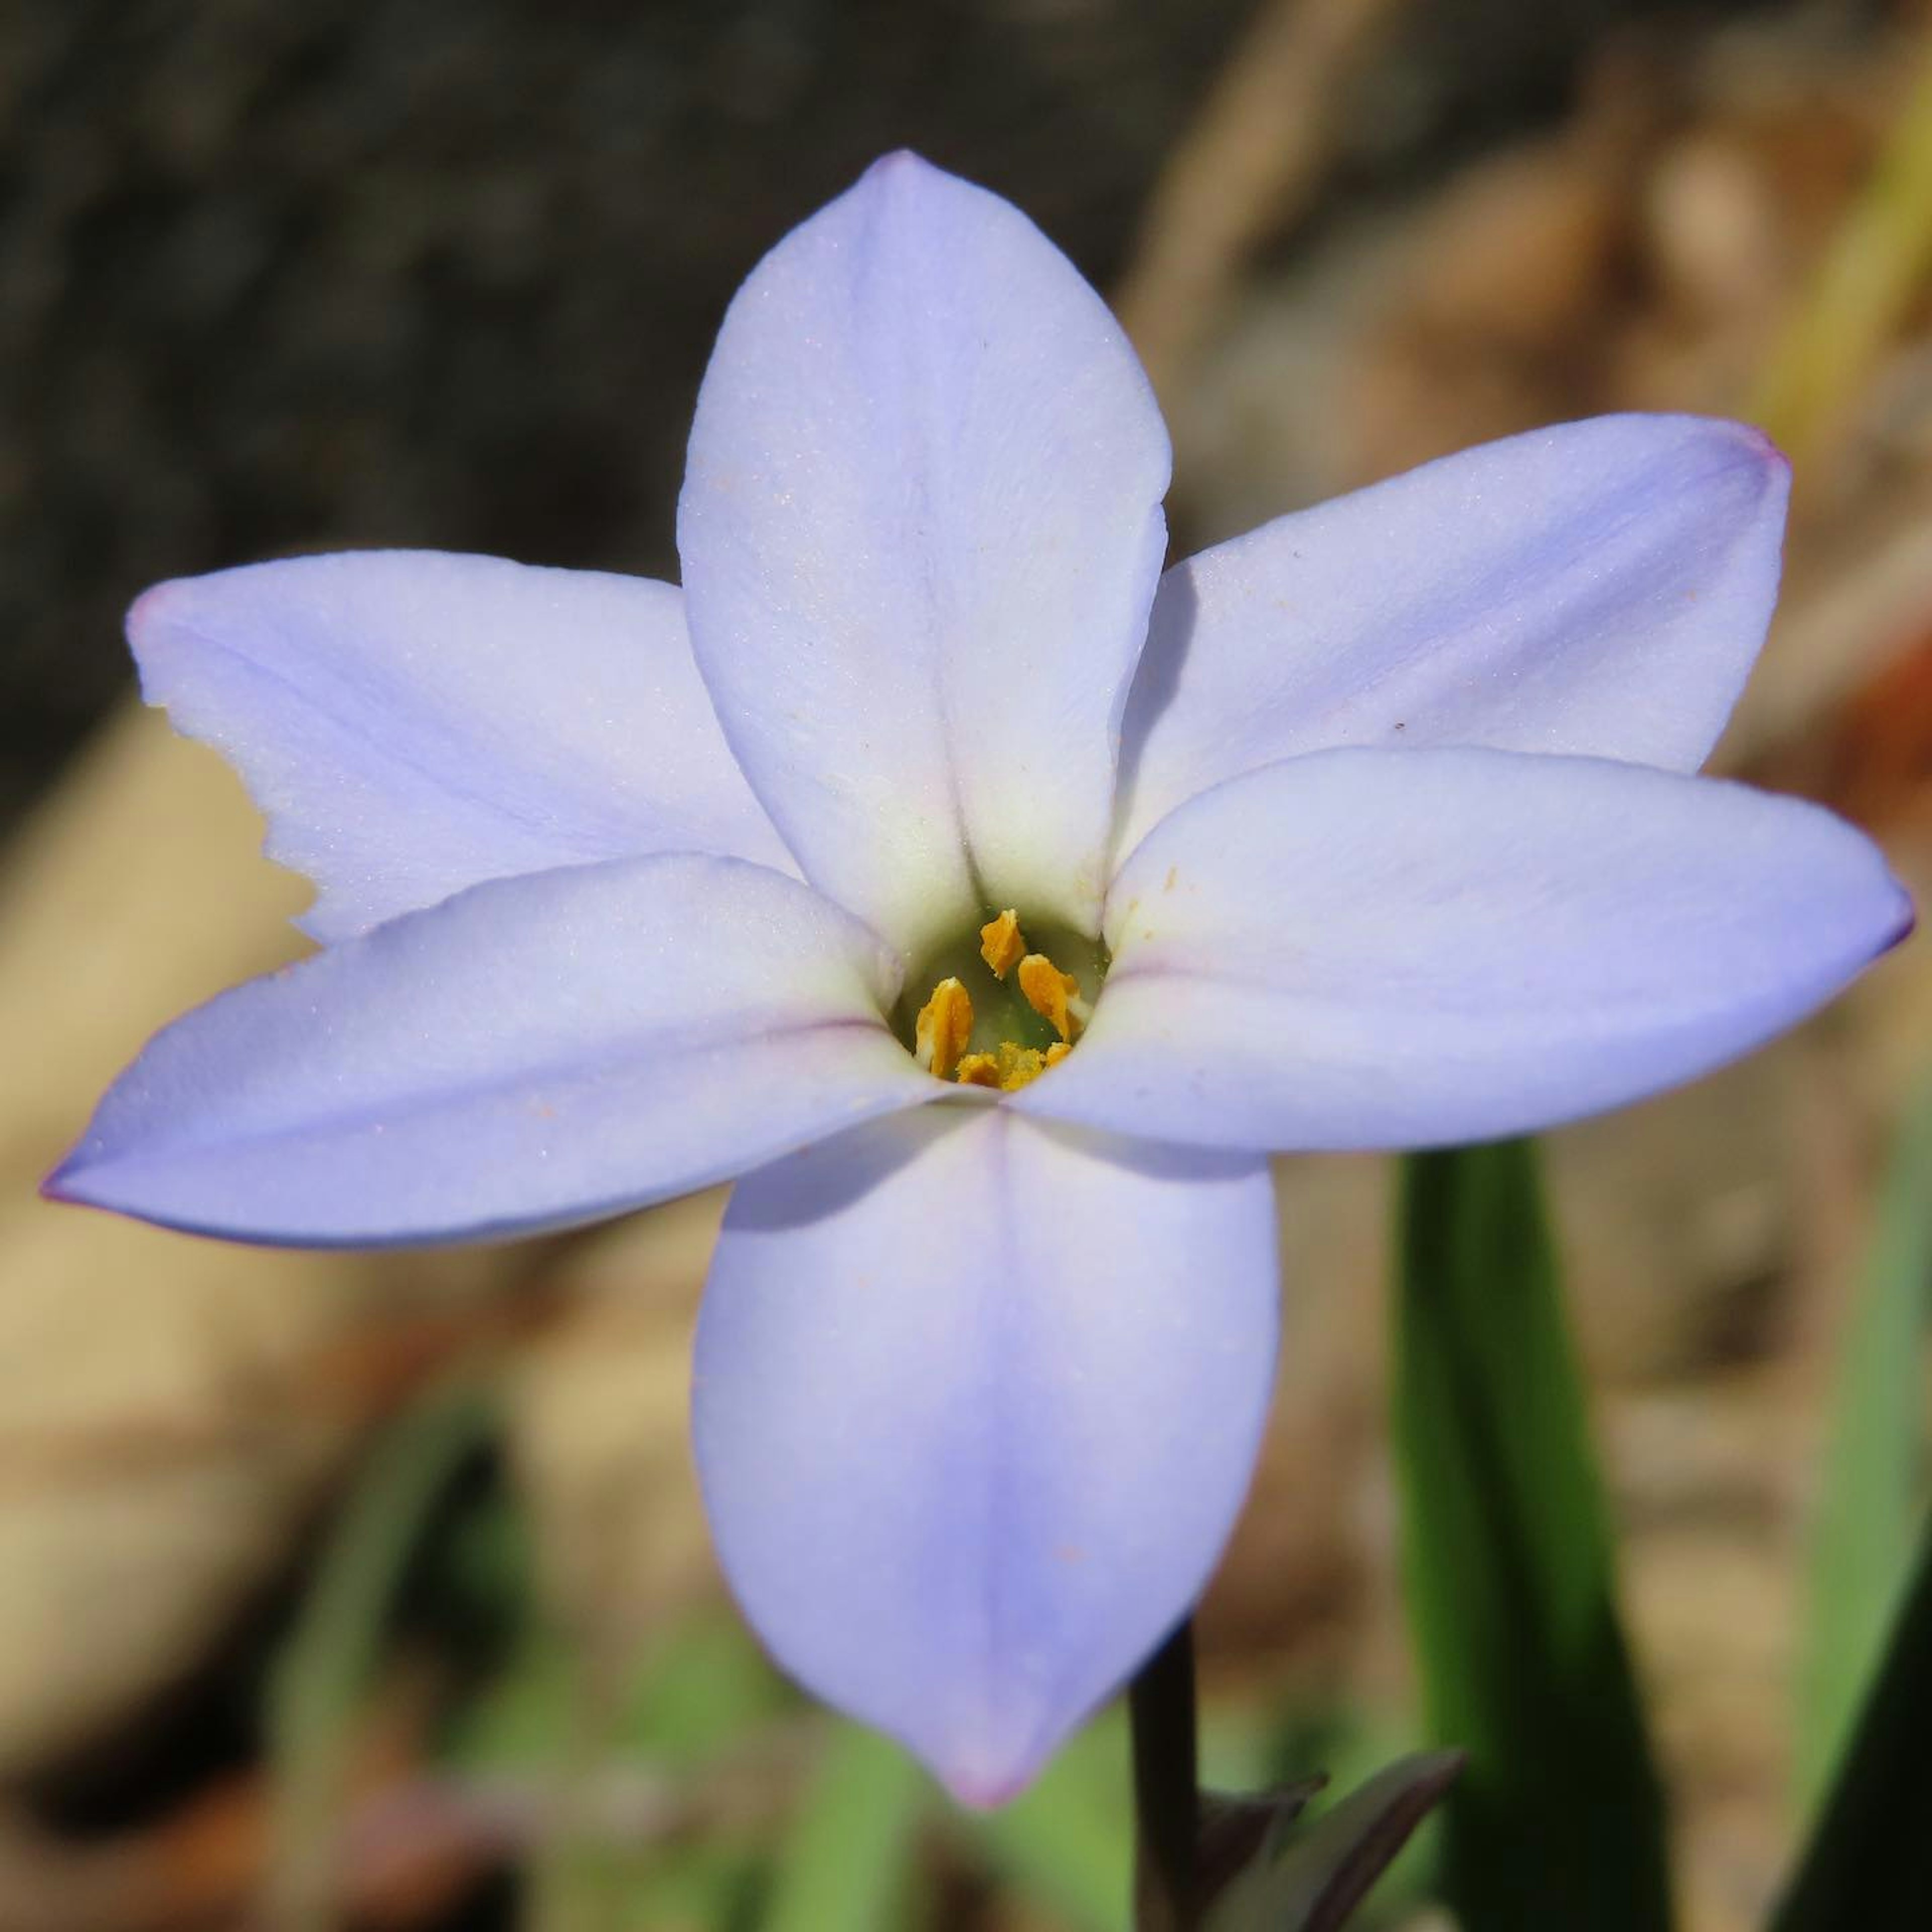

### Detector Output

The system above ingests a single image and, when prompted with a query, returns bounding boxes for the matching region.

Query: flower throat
[906,909,1097,1092]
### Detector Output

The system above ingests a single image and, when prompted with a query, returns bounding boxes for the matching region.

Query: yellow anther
[956,1042,1051,1092]
[996,1042,1048,1090]
[1018,953,1089,1044]
[914,977,974,1081]
[979,909,1027,980]
[915,918,1088,1092]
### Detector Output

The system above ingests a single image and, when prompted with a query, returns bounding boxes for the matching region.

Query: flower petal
[1114,415,1789,858]
[693,1106,1277,1803]
[1023,748,1910,1151]
[678,151,1171,957]
[48,855,932,1245]
[131,551,795,942]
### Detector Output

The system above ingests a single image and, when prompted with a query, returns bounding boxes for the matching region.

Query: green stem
[1131,1619,1201,1931]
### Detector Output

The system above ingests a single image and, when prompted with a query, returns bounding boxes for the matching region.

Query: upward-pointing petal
[679,152,1172,958]
[48,856,933,1246]
[1115,415,1789,859]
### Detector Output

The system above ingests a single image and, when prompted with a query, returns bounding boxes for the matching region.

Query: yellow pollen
[1017,953,1089,1044]
[958,1042,1051,1092]
[979,909,1027,979]
[914,977,973,1080]
[911,918,1092,1092]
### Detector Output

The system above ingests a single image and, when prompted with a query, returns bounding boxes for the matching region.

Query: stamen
[958,1042,1051,1092]
[914,977,974,1081]
[1017,954,1090,1044]
[910,916,1091,1092]
[979,909,1027,980]
[996,1041,1047,1089]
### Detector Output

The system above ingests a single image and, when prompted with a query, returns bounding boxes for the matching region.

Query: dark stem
[1130,1617,1201,1932]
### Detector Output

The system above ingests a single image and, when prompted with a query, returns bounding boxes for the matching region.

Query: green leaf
[443,1597,793,1929]
[440,1620,576,1772]
[1752,25,1932,460]
[1203,1752,1463,1932]
[758,1722,927,1932]
[614,1842,763,1932]
[1774,1516,1932,1930]
[266,1375,500,1932]
[1246,1712,1444,1917]
[1797,1084,1932,1804]
[621,1614,791,1768]
[1392,1141,1673,1930]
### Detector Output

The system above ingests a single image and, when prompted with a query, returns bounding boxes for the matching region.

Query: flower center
[907,909,1095,1093]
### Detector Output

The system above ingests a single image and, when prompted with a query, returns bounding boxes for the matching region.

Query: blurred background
[5,0,1932,1926]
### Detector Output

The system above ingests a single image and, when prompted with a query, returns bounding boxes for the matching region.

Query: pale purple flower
[50,153,1907,1804]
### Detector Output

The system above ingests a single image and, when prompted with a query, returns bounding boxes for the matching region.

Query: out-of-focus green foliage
[1203,1751,1461,1932]
[451,1609,785,1927]
[1754,32,1932,459]
[1244,1715,1441,1925]
[959,1710,1133,1931]
[1798,1084,1932,1805]
[1776,1518,1932,1930]
[620,1617,790,1767]
[267,1376,500,1932]
[259,1104,1932,1931]
[758,1724,926,1932]
[1392,1141,1672,1932]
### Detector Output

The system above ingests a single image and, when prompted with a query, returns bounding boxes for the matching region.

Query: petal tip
[1851,847,1917,961]
[865,145,940,183]
[1722,416,1793,497]
[924,1723,1057,1811]
[39,1140,109,1213]
[1739,420,1791,473]
[124,575,196,667]
[938,1759,1039,1812]
[1604,410,1791,503]
[37,1155,80,1206]
[124,578,175,637]
[1882,878,1917,954]
[851,147,981,222]
[1650,411,1791,504]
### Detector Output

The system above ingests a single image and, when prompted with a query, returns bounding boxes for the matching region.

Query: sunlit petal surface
[1114,416,1788,858]
[67,144,1917,1816]
[131,551,796,942]
[1022,747,1910,1150]
[679,152,1170,956]
[49,855,930,1244]
[693,1105,1278,1803]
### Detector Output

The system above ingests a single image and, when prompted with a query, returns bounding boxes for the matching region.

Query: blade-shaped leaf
[1203,1753,1462,1932]
[1197,1782,1326,1910]
[268,1376,500,1932]
[1774,1514,1932,1930]
[1797,1083,1932,1804]
[759,1721,927,1932]
[1392,1141,1673,1931]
